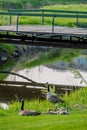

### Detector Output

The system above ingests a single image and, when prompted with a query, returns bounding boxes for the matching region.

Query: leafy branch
[68,67,87,85]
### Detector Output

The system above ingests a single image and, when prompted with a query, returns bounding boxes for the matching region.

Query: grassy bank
[0,87,87,130]
[0,44,16,80]
[0,44,16,54]
[21,48,81,68]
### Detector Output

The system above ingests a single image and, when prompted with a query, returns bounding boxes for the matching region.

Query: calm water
[7,65,87,87]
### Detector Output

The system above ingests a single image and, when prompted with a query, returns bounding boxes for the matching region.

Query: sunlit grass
[0,110,87,130]
[42,4,87,11]
[19,16,42,25]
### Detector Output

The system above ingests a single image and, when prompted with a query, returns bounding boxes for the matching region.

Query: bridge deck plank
[0,25,87,36]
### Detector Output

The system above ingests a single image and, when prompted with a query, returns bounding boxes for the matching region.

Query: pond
[1,48,87,102]
[6,64,87,87]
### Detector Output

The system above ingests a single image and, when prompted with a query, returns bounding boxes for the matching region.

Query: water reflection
[7,65,87,87]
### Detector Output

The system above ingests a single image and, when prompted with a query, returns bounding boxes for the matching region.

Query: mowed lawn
[0,108,87,130]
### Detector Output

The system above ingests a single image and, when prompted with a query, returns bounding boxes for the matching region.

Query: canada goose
[47,107,70,115]
[58,107,70,115]
[46,83,65,104]
[47,108,59,115]
[19,98,41,116]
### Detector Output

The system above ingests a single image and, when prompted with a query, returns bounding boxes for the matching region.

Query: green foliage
[0,44,16,54]
[59,49,81,63]
[22,48,81,68]
[64,87,87,107]
[0,0,87,10]
[68,68,87,85]
[0,60,15,80]
[0,44,16,80]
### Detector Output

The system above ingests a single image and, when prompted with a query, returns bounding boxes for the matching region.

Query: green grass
[0,103,87,130]
[0,110,87,130]
[0,44,16,54]
[0,87,87,129]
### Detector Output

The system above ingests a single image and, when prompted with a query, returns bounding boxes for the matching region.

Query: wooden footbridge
[0,9,87,49]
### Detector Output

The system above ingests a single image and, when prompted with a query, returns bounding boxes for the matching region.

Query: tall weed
[64,87,87,107]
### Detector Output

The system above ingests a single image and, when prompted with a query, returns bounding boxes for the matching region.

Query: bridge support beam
[0,32,87,49]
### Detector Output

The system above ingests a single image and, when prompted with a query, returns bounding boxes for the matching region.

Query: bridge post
[52,15,55,34]
[9,15,12,25]
[42,11,44,25]
[8,9,12,25]
[76,12,78,27]
[16,15,19,32]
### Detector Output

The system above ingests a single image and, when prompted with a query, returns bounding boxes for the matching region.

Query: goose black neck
[21,100,24,110]
[48,85,50,92]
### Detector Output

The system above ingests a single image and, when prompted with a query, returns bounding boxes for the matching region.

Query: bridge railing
[0,9,87,33]
[8,9,87,24]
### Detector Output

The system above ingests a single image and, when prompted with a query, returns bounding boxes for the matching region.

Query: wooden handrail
[0,11,87,18]
[0,9,87,33]
[8,9,87,14]
[0,80,84,89]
